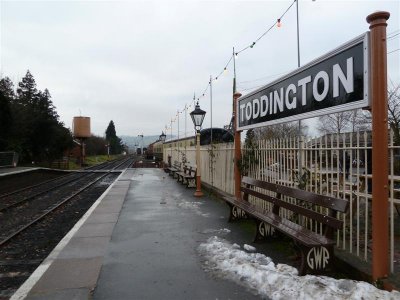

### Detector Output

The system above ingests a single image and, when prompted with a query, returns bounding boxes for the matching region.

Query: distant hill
[120,135,175,150]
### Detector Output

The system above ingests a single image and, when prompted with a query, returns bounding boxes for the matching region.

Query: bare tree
[254,121,308,140]
[348,109,372,132]
[388,82,400,145]
[317,112,352,134]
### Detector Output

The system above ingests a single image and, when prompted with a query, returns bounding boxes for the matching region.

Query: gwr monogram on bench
[222,176,349,275]
[231,205,247,219]
[258,221,275,237]
[306,246,330,270]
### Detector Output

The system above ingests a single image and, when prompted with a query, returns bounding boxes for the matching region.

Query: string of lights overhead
[165,0,297,132]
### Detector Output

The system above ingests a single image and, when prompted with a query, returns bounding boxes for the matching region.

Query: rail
[0,156,133,247]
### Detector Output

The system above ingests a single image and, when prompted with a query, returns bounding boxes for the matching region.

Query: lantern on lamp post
[159,131,166,142]
[190,101,206,197]
[159,131,167,168]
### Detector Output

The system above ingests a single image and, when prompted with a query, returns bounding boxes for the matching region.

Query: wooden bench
[176,164,197,188]
[166,161,181,178]
[222,176,349,275]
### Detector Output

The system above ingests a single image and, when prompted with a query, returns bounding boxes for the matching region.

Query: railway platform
[0,167,42,176]
[13,168,264,300]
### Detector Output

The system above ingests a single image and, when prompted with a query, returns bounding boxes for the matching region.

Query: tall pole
[185,104,187,139]
[233,92,242,199]
[177,110,180,162]
[185,104,187,160]
[210,75,214,186]
[296,0,303,177]
[296,0,301,68]
[170,119,173,162]
[233,47,237,94]
[232,47,237,134]
[367,11,390,281]
[165,125,168,163]
[138,134,144,156]
[210,75,213,144]
[194,130,203,197]
[141,135,144,156]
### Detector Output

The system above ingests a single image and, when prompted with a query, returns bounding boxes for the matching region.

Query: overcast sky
[1,0,399,137]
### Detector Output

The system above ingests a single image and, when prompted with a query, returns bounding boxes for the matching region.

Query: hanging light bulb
[277,18,282,28]
[235,52,238,59]
[215,76,218,81]
[250,42,256,48]
[224,67,227,74]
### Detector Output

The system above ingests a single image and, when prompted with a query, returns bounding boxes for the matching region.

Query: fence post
[367,10,390,281]
[234,92,242,199]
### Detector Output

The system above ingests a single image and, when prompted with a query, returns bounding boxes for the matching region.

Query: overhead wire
[388,48,400,54]
[165,0,297,128]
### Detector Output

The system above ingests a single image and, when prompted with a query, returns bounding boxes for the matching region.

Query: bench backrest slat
[242,176,348,213]
[188,165,197,176]
[241,187,343,230]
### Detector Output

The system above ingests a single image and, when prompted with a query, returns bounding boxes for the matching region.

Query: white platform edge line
[0,167,75,177]
[10,170,127,300]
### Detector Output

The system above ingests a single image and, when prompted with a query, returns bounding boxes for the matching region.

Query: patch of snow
[198,236,400,300]
[202,228,231,235]
[177,200,202,210]
[243,244,256,252]
[176,200,208,217]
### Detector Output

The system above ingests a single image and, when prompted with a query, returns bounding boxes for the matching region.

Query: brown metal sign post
[367,11,390,281]
[234,92,242,199]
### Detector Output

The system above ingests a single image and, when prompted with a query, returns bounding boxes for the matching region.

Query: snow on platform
[198,236,400,300]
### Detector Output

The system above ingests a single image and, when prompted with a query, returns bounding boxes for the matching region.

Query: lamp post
[138,134,144,156]
[170,119,174,163]
[159,131,167,168]
[190,102,206,197]
[106,143,110,158]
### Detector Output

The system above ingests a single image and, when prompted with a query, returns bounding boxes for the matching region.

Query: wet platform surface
[18,168,266,300]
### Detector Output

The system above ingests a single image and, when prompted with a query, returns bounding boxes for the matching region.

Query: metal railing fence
[163,131,399,274]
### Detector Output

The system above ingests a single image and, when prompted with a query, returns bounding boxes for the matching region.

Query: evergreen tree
[0,71,73,163]
[13,71,73,162]
[105,120,117,140]
[0,77,15,100]
[0,91,13,150]
[16,70,38,106]
[105,120,123,154]
[0,77,15,150]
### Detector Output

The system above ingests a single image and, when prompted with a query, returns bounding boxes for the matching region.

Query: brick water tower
[72,116,91,167]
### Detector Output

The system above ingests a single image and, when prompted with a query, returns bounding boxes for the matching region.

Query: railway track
[0,156,133,299]
[0,155,132,212]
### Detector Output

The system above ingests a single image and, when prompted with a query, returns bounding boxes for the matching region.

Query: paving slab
[19,172,130,300]
[74,222,116,238]
[56,236,111,260]
[85,212,119,224]
[93,168,262,300]
[25,288,91,300]
[29,257,102,293]
[21,168,272,300]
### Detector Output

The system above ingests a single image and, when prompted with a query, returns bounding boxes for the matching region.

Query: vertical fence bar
[364,131,369,261]
[356,131,360,257]
[389,130,394,273]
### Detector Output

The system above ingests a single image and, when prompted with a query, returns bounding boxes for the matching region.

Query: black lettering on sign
[237,33,369,130]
